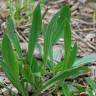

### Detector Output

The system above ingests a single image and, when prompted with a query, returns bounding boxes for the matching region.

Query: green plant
[7,0,33,25]
[7,0,46,25]
[86,78,96,96]
[0,3,96,96]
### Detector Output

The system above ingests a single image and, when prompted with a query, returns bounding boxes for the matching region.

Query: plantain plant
[0,3,96,96]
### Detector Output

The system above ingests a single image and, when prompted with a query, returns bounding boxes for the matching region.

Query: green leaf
[44,5,70,65]
[31,58,40,73]
[64,42,77,69]
[52,5,71,45]
[87,88,94,96]
[44,12,59,65]
[54,43,77,72]
[54,60,64,72]
[0,60,24,94]
[43,66,89,91]
[55,53,96,72]
[86,78,96,96]
[64,19,71,55]
[73,53,96,67]
[62,83,72,96]
[68,43,77,67]
[28,3,42,65]
[7,16,22,58]
[86,78,96,89]
[74,83,86,93]
[63,5,71,55]
[0,59,19,86]
[23,63,35,84]
[1,36,25,95]
[2,34,19,79]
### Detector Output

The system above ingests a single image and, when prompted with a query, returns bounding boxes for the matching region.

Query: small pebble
[12,88,18,94]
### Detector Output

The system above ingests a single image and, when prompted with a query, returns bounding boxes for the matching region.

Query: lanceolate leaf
[62,83,72,96]
[2,34,19,79]
[52,5,71,45]
[86,78,96,96]
[64,42,77,70]
[54,43,77,71]
[68,43,77,67]
[0,59,18,86]
[62,4,71,21]
[44,12,59,65]
[87,88,94,96]
[64,19,71,55]
[31,58,39,73]
[7,16,22,58]
[1,34,26,95]
[54,53,96,72]
[86,78,96,90]
[28,3,42,65]
[54,60,64,72]
[73,53,96,67]
[44,66,89,90]
[44,5,70,65]
[0,59,24,94]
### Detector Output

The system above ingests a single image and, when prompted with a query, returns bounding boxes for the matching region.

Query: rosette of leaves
[0,3,96,96]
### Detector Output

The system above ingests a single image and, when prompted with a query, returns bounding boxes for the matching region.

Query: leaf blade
[44,66,89,91]
[28,3,42,65]
[64,42,77,69]
[73,53,96,67]
[7,16,22,58]
[44,5,70,65]
[2,34,19,79]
